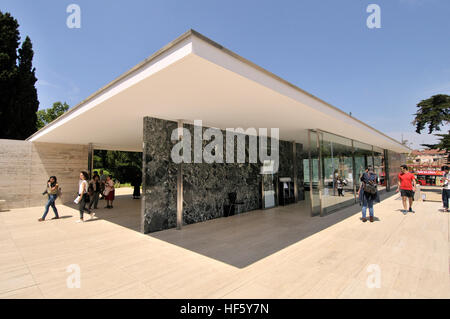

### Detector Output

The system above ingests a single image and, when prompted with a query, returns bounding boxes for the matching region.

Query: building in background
[408,149,448,171]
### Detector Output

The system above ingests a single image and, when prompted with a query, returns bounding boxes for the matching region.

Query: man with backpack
[397,164,416,213]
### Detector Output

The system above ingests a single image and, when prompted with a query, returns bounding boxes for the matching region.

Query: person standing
[358,166,380,222]
[131,171,142,199]
[397,164,416,213]
[103,175,115,209]
[76,171,95,222]
[38,176,60,222]
[336,176,345,197]
[99,169,107,200]
[89,174,101,210]
[442,166,450,212]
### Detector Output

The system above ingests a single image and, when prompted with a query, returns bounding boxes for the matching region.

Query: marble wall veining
[142,117,306,233]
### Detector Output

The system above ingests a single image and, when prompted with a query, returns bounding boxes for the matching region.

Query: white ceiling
[29,30,409,154]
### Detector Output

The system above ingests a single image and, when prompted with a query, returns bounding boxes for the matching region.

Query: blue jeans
[362,194,374,218]
[42,194,59,219]
[443,189,450,209]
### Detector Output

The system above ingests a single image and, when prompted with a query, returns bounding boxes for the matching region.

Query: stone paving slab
[0,190,448,299]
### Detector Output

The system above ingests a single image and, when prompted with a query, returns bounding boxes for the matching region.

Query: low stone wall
[0,139,88,209]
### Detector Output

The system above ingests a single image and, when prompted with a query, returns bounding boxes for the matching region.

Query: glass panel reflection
[320,132,356,214]
[308,131,321,216]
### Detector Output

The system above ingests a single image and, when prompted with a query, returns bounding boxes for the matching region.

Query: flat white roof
[28,29,409,153]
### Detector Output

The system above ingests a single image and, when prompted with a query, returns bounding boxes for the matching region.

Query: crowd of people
[38,169,135,223]
[38,164,449,223]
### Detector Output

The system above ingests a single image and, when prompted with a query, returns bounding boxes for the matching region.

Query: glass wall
[319,131,356,215]
[303,130,403,216]
[387,150,406,191]
[353,141,373,191]
[307,130,321,216]
[373,146,386,191]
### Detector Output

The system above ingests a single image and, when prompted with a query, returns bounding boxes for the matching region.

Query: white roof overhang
[27,30,409,154]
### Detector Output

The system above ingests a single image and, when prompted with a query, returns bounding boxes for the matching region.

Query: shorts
[400,189,414,199]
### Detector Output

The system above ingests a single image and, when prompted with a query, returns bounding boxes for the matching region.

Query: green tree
[0,11,39,139]
[413,94,450,134]
[36,102,69,130]
[413,94,450,160]
[421,132,450,151]
[93,150,142,183]
[0,11,20,138]
[17,36,39,137]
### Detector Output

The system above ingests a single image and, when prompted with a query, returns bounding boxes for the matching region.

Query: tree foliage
[0,11,39,139]
[413,95,450,154]
[413,94,450,134]
[36,102,69,130]
[421,131,450,150]
[93,150,142,184]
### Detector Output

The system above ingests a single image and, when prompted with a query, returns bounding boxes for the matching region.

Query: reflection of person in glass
[336,176,345,196]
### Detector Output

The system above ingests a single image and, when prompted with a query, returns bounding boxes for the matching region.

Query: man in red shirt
[396,164,416,213]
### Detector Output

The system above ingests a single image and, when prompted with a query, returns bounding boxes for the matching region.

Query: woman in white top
[77,171,95,222]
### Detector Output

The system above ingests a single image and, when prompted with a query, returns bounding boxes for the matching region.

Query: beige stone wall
[0,139,88,209]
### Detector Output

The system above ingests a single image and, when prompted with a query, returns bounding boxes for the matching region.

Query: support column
[293,142,298,203]
[317,131,324,217]
[308,130,314,216]
[177,120,184,230]
[87,143,94,178]
[352,140,357,203]
[384,149,390,192]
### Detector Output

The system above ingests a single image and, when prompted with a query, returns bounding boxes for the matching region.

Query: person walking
[397,164,416,213]
[88,174,101,210]
[38,176,60,222]
[76,171,95,222]
[103,175,115,209]
[442,166,450,212]
[358,166,380,222]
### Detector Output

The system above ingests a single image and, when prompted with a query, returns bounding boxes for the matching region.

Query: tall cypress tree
[0,11,20,139]
[0,11,39,139]
[17,36,39,138]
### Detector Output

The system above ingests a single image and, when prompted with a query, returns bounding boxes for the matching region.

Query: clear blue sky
[2,0,449,148]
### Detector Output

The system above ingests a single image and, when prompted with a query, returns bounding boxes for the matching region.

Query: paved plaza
[0,188,449,298]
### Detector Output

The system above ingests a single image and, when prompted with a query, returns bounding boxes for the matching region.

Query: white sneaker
[76,219,84,223]
[90,212,96,220]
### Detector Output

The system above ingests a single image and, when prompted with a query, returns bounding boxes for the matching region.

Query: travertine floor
[0,188,449,299]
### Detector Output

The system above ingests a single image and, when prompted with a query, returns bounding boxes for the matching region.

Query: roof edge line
[27,29,196,141]
[189,30,408,151]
